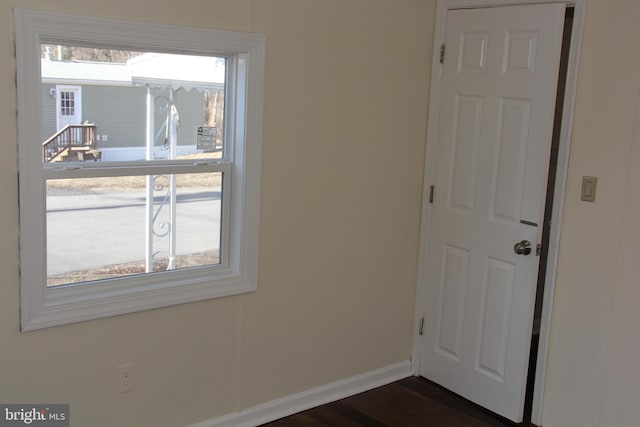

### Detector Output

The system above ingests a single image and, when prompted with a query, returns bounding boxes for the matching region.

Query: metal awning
[129,53,224,92]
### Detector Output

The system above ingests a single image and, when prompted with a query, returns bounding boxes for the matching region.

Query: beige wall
[0,1,432,426]
[4,0,640,426]
[597,86,640,427]
[542,1,640,426]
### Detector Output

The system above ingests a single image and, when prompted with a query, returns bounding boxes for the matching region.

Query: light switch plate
[581,176,597,202]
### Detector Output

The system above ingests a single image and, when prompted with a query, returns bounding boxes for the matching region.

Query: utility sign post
[196,126,217,150]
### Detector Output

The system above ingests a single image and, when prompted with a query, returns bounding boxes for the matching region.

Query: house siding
[41,84,56,141]
[41,83,211,158]
[81,85,146,149]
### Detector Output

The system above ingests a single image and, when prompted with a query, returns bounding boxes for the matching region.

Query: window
[15,9,265,330]
[59,90,75,116]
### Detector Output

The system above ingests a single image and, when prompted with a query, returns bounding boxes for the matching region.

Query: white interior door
[56,85,82,130]
[419,3,565,422]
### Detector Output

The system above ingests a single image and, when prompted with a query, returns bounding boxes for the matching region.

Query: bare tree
[204,89,225,147]
[41,45,142,63]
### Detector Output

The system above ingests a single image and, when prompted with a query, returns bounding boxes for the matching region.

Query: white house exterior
[41,53,225,161]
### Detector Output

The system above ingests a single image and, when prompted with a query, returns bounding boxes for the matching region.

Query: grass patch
[47,250,219,287]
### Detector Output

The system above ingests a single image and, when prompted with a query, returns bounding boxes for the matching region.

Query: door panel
[477,256,515,380]
[436,244,470,360]
[420,4,565,422]
[492,98,531,223]
[449,95,482,214]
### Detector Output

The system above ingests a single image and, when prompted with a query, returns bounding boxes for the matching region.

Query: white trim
[412,1,586,425]
[45,78,132,87]
[531,1,586,424]
[98,146,209,162]
[15,9,265,331]
[190,361,412,427]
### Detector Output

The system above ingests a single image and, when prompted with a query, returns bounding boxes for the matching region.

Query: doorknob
[513,240,532,255]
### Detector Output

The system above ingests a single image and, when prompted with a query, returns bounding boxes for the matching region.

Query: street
[46,188,221,277]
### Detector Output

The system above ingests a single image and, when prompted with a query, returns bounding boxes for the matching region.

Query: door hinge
[429,185,434,204]
[440,44,446,64]
[419,317,425,335]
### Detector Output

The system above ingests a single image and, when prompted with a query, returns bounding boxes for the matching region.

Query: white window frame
[14,9,265,331]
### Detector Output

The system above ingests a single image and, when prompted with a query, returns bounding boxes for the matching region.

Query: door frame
[412,0,586,424]
[55,85,82,130]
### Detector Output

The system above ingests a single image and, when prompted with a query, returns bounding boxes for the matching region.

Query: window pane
[46,172,222,287]
[41,45,225,163]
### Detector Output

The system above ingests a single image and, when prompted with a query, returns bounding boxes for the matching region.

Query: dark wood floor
[262,376,537,427]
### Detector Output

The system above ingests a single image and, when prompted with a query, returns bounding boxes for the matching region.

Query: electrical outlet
[117,363,135,394]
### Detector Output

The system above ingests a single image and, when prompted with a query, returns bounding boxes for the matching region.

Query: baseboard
[190,360,412,427]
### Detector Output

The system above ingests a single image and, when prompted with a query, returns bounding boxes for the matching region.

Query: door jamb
[411,1,586,424]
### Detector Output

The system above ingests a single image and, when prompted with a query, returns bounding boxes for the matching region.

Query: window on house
[15,9,265,331]
[59,90,75,116]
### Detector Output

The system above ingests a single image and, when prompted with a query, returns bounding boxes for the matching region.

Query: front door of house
[418,3,566,422]
[56,85,82,130]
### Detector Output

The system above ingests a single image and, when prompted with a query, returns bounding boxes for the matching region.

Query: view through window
[41,45,227,287]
